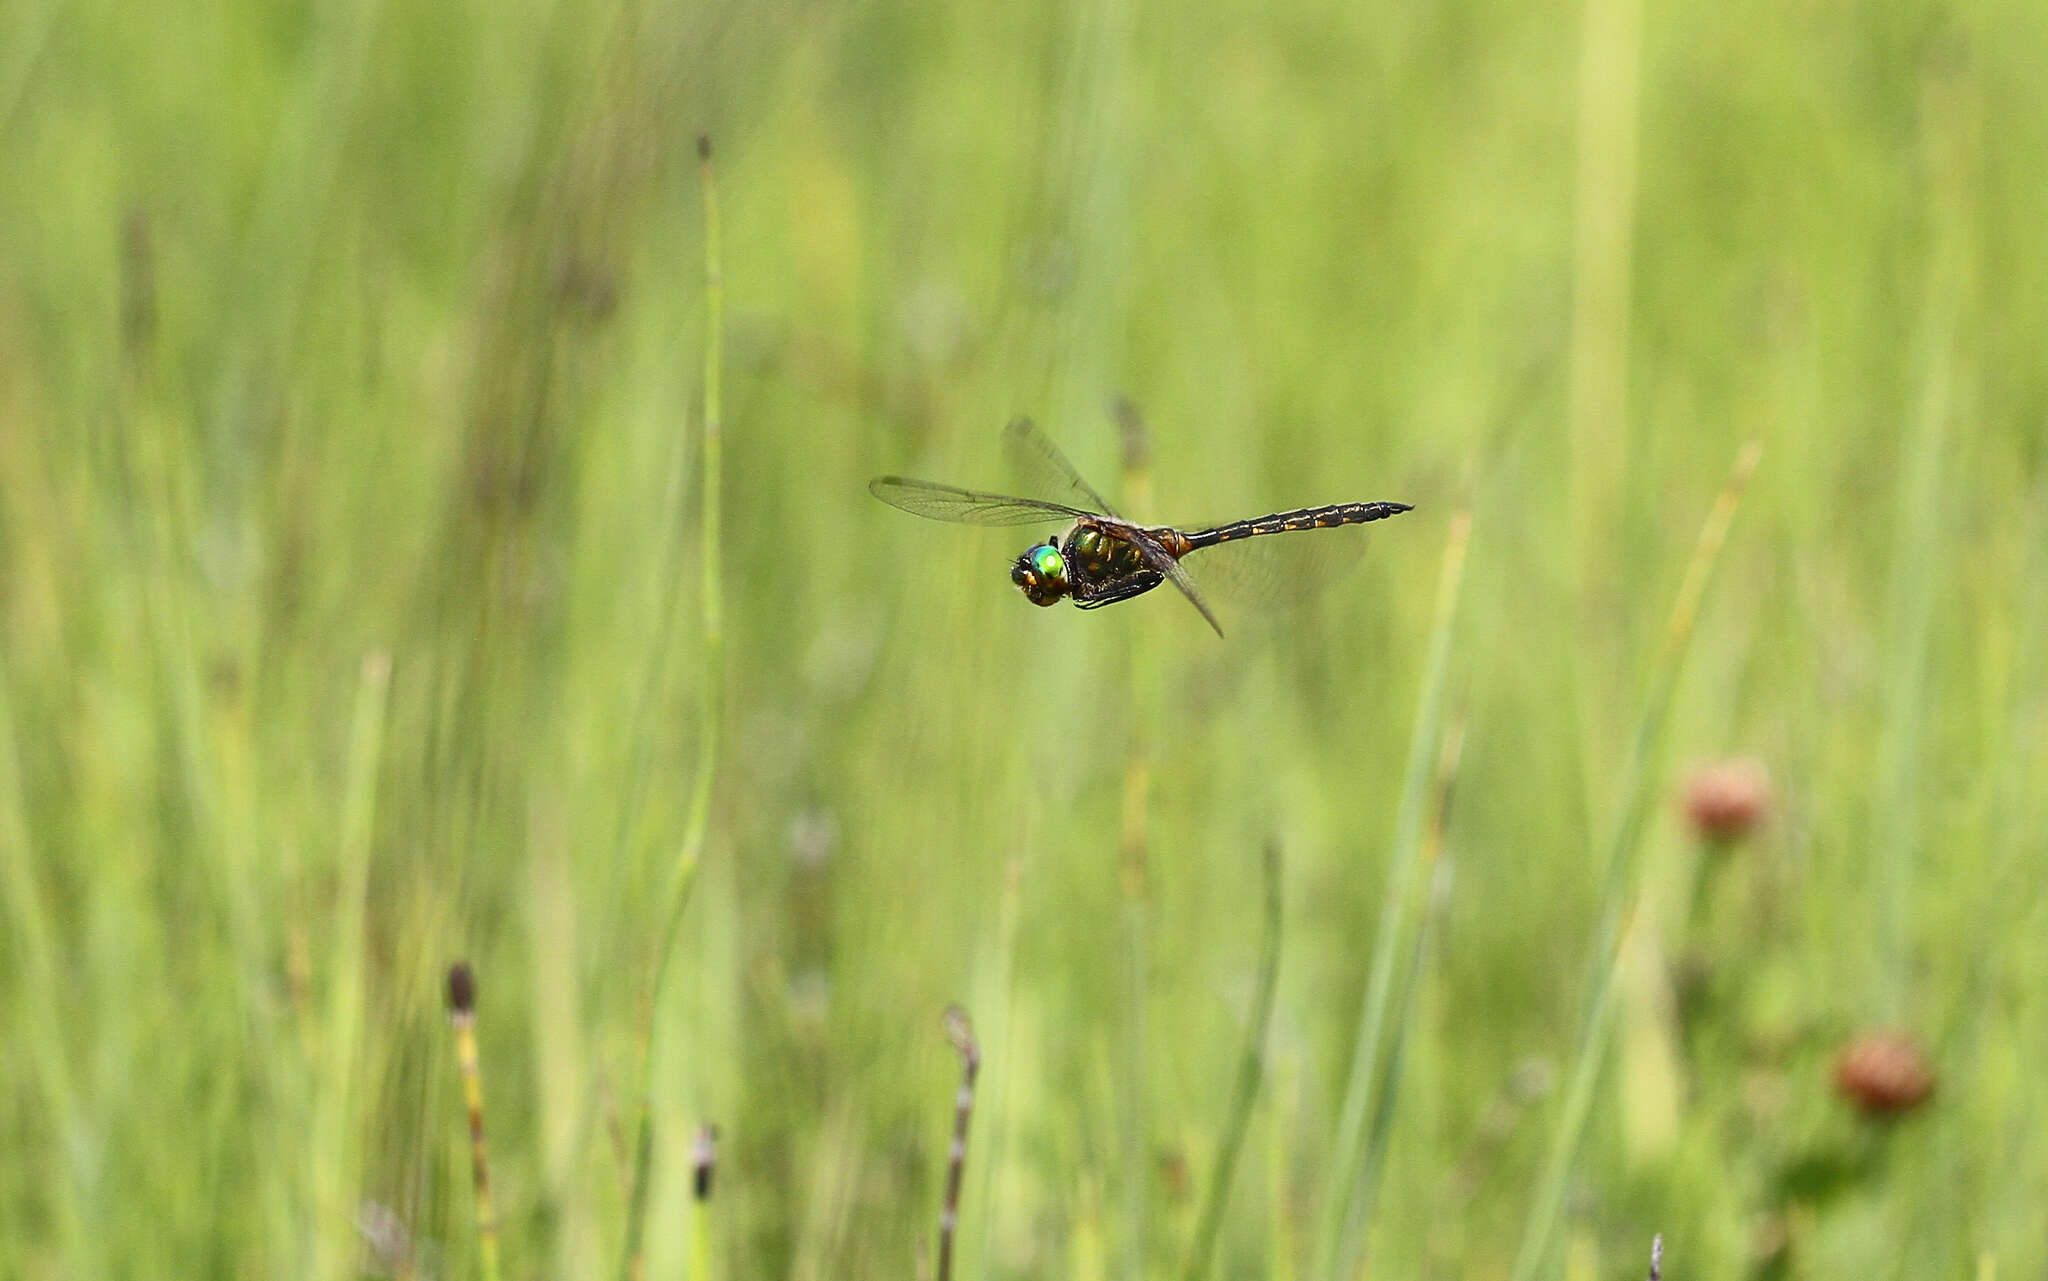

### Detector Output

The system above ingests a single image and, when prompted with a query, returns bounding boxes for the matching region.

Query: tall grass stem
[623,129,726,1281]
[1314,511,1471,1281]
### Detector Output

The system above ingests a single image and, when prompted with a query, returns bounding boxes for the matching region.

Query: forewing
[1003,418,1121,517]
[867,477,1092,526]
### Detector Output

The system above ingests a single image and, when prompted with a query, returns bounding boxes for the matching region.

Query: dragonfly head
[1011,542,1070,607]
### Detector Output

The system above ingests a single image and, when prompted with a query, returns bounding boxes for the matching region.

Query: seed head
[692,1123,719,1201]
[1834,1031,1934,1116]
[447,962,477,1016]
[1683,757,1771,843]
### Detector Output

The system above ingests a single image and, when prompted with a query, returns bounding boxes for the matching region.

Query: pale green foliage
[1,0,2045,1277]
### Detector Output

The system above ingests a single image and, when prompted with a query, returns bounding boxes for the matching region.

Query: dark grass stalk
[1180,841,1284,1281]
[969,858,1026,1274]
[690,1124,717,1281]
[447,963,503,1281]
[1508,442,1760,1281]
[622,131,725,1281]
[938,1006,983,1281]
[1313,511,1471,1281]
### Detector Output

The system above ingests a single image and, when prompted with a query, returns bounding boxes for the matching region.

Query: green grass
[4,0,2047,1277]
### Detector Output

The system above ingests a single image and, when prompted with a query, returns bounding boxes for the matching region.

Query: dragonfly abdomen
[1185,501,1411,550]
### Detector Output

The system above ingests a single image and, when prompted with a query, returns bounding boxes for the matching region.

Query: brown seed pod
[447,962,477,1016]
[1834,1031,1934,1115]
[1683,758,1771,843]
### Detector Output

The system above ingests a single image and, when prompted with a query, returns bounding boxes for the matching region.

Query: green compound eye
[1032,545,1066,580]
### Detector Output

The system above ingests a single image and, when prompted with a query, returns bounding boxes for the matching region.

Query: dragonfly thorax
[1011,542,1070,606]
[1065,524,1154,584]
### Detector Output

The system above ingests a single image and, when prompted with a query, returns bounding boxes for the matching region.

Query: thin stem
[938,1007,982,1281]
[1648,1233,1663,1281]
[622,130,726,1281]
[447,964,502,1281]
[658,128,726,975]
[1181,841,1284,1281]
[690,1125,717,1281]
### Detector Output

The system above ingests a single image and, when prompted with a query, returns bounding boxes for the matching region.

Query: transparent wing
[1126,530,1225,637]
[867,477,1093,526]
[1178,520,1374,618]
[1003,418,1122,517]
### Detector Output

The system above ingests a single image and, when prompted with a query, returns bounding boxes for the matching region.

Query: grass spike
[447,962,502,1281]
[938,1006,982,1281]
[690,1124,718,1280]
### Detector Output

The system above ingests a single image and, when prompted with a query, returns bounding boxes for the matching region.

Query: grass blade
[622,130,726,1281]
[308,651,391,1280]
[1314,511,1471,1281]
[1508,441,1761,1281]
[1345,714,1465,1281]
[1181,840,1285,1281]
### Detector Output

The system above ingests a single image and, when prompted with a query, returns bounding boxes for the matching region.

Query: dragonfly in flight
[869,420,1411,636]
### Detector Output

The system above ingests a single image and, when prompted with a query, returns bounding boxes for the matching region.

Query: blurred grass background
[2,0,2046,1276]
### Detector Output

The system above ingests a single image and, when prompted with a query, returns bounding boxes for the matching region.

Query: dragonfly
[869,419,1412,636]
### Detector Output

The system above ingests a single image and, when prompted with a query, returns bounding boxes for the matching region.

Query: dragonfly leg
[1072,572,1164,609]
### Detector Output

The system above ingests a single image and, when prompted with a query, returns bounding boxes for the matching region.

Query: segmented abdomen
[1185,501,1411,549]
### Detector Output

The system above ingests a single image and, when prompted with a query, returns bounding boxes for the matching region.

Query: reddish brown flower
[1683,758,1771,843]
[1834,1031,1934,1116]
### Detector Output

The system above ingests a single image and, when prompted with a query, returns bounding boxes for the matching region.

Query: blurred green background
[3,0,2045,1276]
